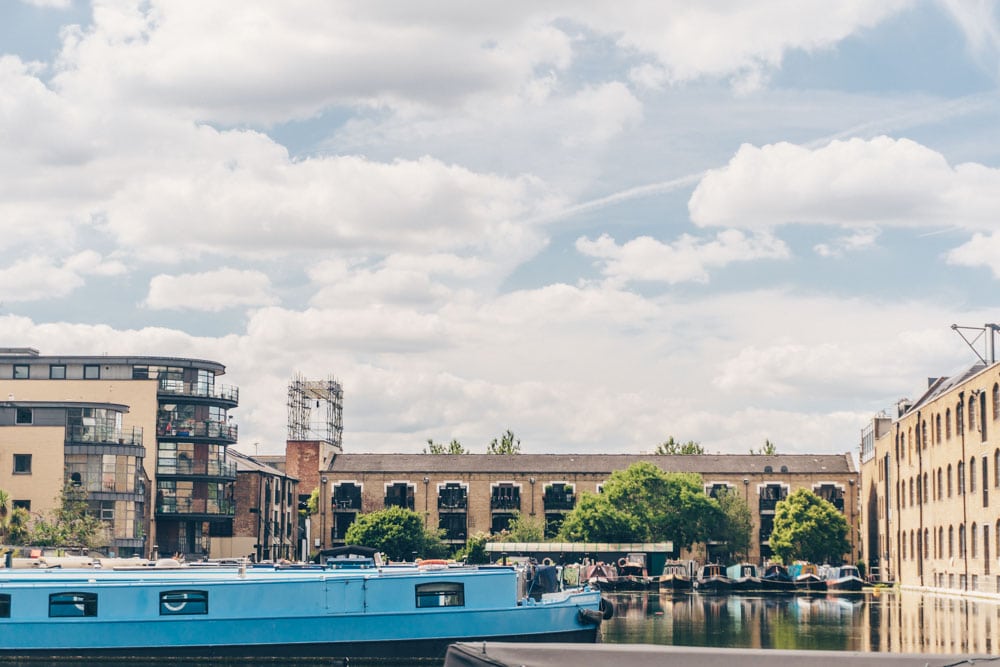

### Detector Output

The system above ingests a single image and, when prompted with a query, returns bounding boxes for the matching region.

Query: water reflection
[603,589,1000,655]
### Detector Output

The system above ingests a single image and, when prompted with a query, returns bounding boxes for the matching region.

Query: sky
[2,1,1000,459]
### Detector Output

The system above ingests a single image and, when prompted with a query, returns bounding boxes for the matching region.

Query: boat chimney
[239,558,247,578]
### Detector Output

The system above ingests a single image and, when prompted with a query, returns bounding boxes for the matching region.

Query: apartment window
[49,592,97,617]
[13,454,31,474]
[12,364,29,379]
[12,500,30,511]
[83,365,100,380]
[49,364,66,379]
[971,458,977,493]
[159,590,208,616]
[15,407,32,424]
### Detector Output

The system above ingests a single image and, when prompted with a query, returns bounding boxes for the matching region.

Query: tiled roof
[326,453,855,475]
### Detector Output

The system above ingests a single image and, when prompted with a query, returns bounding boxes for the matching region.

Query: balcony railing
[543,494,576,510]
[759,496,786,512]
[65,425,143,446]
[156,498,235,516]
[157,420,238,442]
[384,497,414,510]
[438,496,468,510]
[157,459,237,479]
[333,497,361,511]
[491,497,521,511]
[157,379,239,403]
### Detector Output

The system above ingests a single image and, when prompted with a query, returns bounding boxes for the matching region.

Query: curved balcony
[157,379,239,406]
[156,459,237,481]
[157,420,238,444]
[65,425,143,447]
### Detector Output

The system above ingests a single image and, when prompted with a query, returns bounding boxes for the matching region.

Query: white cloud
[576,230,789,286]
[0,251,124,302]
[689,136,1000,231]
[813,229,880,258]
[144,268,278,311]
[945,232,1000,278]
[19,0,71,8]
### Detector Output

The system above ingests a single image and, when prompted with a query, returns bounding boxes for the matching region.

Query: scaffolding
[287,372,343,446]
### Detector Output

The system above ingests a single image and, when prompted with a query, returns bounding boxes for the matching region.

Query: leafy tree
[6,507,30,544]
[655,437,705,455]
[714,488,753,561]
[493,511,544,542]
[455,532,490,564]
[28,483,108,549]
[486,429,520,455]
[0,489,8,543]
[557,493,641,542]
[304,486,319,515]
[344,506,447,561]
[769,489,849,565]
[750,439,777,455]
[424,438,469,454]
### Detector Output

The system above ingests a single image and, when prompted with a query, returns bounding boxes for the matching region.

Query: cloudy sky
[2,1,1000,458]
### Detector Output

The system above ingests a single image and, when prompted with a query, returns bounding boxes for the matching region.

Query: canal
[602,589,1000,656]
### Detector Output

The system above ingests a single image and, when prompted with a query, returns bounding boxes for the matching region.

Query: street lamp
[320,476,328,551]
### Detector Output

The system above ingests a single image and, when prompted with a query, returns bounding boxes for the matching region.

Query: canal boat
[726,563,761,592]
[0,559,609,658]
[657,560,693,592]
[693,563,732,593]
[822,564,865,593]
[789,562,826,592]
[760,564,797,593]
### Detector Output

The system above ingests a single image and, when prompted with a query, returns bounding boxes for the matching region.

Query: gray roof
[906,361,989,415]
[327,453,855,475]
[229,448,298,480]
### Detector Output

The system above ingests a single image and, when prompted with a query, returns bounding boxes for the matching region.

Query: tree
[493,511,544,542]
[486,429,520,455]
[28,483,108,549]
[456,532,490,564]
[344,506,447,561]
[769,489,849,565]
[304,486,319,515]
[750,439,777,455]
[714,488,753,561]
[0,489,8,543]
[655,437,705,455]
[557,493,641,542]
[424,438,469,454]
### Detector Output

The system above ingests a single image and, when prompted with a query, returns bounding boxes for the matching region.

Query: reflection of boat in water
[694,563,732,593]
[823,564,865,593]
[658,560,693,592]
[0,558,609,658]
[726,563,761,592]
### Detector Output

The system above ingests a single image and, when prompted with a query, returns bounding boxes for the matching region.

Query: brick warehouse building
[287,450,858,564]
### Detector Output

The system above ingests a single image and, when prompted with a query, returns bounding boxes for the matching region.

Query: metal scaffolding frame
[287,372,343,446]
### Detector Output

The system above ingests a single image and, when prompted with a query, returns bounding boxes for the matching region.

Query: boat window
[415,582,464,608]
[159,590,209,615]
[0,594,9,618]
[49,592,97,618]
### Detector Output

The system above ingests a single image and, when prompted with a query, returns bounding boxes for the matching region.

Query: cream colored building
[860,356,1000,593]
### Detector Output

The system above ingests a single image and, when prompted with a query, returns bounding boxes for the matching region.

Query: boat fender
[578,607,604,625]
[600,597,615,620]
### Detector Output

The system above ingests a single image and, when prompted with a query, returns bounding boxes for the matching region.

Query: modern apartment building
[0,348,239,558]
[860,354,1000,593]
[290,451,858,563]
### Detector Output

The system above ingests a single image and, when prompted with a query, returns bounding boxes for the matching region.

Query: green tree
[344,506,446,561]
[0,489,9,543]
[714,488,753,561]
[769,489,849,564]
[455,532,490,564]
[304,486,319,516]
[493,511,544,542]
[486,429,520,455]
[28,483,108,549]
[424,439,469,454]
[557,493,641,542]
[750,439,777,455]
[655,436,705,455]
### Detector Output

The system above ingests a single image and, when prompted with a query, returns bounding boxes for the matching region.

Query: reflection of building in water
[863,590,999,655]
[861,325,1000,594]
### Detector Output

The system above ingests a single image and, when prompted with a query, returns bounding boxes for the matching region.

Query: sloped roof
[229,448,298,480]
[326,453,855,475]
[906,362,988,415]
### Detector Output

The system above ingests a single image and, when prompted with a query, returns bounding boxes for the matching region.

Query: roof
[0,351,226,374]
[326,453,856,475]
[228,448,298,480]
[905,361,989,415]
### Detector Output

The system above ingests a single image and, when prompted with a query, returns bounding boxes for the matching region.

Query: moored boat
[789,562,827,592]
[822,564,865,593]
[726,563,761,592]
[693,563,732,593]
[658,560,693,592]
[0,558,609,658]
[760,563,796,593]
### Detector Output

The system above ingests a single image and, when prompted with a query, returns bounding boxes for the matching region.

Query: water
[602,589,1000,656]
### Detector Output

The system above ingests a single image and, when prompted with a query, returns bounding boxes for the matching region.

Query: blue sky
[2,0,1000,458]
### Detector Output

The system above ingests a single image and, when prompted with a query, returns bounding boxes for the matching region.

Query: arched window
[909,478,915,505]
[972,523,978,559]
[985,524,991,575]
[910,531,915,560]
[959,461,966,495]
[971,457,977,493]
[938,526,944,558]
[902,531,908,559]
[923,473,929,503]
[946,408,952,439]
[922,420,928,449]
[994,384,1000,421]
[936,414,943,444]
[970,397,977,433]
[949,525,954,558]
[924,528,930,558]
[948,464,953,497]
[957,403,964,435]
[995,449,1000,487]
[937,468,943,501]
[959,524,966,558]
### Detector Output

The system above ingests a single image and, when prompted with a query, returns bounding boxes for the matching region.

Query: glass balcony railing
[157,420,238,442]
[157,378,239,403]
[156,498,235,516]
[157,459,237,479]
[65,425,143,446]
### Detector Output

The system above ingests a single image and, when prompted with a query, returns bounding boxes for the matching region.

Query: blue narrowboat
[0,560,608,658]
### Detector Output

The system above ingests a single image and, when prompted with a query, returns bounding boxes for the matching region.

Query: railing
[156,498,235,516]
[543,494,576,510]
[157,459,237,478]
[384,497,414,510]
[65,425,143,446]
[157,378,239,403]
[157,420,238,442]
[759,497,786,512]
[491,497,521,511]
[332,497,361,511]
[438,496,468,510]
